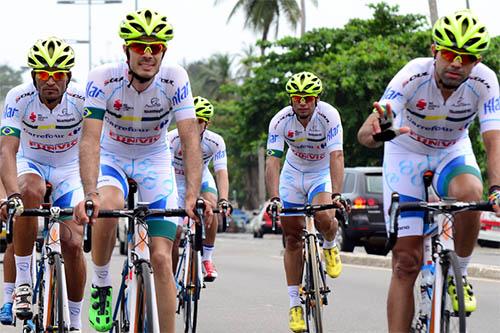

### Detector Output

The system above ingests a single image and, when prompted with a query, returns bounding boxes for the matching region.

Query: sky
[1,0,498,85]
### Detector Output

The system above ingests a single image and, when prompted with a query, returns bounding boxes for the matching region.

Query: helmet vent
[144,9,152,24]
[130,22,145,33]
[34,54,47,65]
[154,24,166,33]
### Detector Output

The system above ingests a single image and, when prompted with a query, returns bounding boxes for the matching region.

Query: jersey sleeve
[1,87,23,138]
[212,136,227,172]
[325,107,343,153]
[266,113,285,158]
[84,67,107,120]
[477,67,500,133]
[170,66,195,122]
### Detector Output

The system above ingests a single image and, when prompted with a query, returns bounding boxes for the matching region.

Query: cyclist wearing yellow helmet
[0,37,86,331]
[73,9,203,333]
[358,10,499,332]
[266,71,346,332]
[169,96,231,282]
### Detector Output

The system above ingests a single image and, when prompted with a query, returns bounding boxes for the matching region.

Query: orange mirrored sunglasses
[126,41,166,55]
[34,70,69,81]
[290,95,317,104]
[436,45,480,65]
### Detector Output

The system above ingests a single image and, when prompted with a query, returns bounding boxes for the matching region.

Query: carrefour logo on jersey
[172,82,190,106]
[484,97,500,114]
[86,81,104,98]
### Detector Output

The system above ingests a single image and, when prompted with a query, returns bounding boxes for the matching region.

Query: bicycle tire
[46,253,66,333]
[183,241,200,333]
[135,261,157,333]
[306,237,323,333]
[440,250,466,333]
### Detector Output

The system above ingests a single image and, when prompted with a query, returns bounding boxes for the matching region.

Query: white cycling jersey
[1,82,85,166]
[168,128,227,178]
[380,57,500,154]
[266,101,343,173]
[84,62,195,158]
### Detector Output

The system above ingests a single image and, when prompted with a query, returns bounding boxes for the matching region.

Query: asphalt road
[1,234,499,332]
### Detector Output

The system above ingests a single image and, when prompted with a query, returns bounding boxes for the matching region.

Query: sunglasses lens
[52,72,67,81]
[36,71,50,81]
[440,49,477,65]
[291,95,316,103]
[129,43,165,55]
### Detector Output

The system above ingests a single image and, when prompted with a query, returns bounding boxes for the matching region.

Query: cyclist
[169,96,231,282]
[73,9,203,333]
[357,10,499,332]
[0,178,16,326]
[265,71,345,332]
[0,37,87,332]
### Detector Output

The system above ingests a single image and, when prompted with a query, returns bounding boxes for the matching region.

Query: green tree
[186,53,235,100]
[215,0,301,54]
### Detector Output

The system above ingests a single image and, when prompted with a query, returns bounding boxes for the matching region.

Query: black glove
[372,106,402,142]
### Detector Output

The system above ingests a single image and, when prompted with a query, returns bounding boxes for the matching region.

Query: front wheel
[135,262,158,333]
[183,244,200,332]
[305,237,323,333]
[440,250,466,333]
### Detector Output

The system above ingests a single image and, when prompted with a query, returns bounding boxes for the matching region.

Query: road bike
[270,203,347,333]
[175,202,227,333]
[387,170,493,333]
[3,187,91,333]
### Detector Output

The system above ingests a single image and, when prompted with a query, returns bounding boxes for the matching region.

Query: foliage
[0,65,24,103]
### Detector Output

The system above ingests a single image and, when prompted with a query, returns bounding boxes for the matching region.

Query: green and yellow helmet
[432,9,490,53]
[194,96,214,122]
[285,71,323,96]
[119,9,174,42]
[27,37,75,70]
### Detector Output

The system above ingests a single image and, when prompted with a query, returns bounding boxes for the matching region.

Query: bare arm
[483,130,500,186]
[79,118,104,195]
[177,118,202,216]
[214,169,229,200]
[330,150,344,194]
[265,156,281,199]
[0,136,20,196]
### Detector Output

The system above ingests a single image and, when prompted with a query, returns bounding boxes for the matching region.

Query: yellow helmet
[27,37,75,70]
[119,9,174,42]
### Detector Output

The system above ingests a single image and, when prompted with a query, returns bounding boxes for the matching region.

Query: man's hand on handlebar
[74,192,100,225]
[331,193,350,213]
[1,193,24,220]
[488,185,500,216]
[217,198,233,216]
[266,197,283,215]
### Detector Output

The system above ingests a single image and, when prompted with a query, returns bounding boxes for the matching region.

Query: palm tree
[186,53,235,100]
[300,0,318,36]
[215,0,302,54]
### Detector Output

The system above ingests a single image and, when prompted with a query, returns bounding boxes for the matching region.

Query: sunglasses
[435,45,480,65]
[126,40,166,55]
[290,95,317,104]
[34,70,69,81]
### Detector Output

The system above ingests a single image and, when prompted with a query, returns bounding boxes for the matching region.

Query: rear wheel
[440,250,466,333]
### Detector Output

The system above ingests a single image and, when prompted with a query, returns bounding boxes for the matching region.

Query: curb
[340,253,500,281]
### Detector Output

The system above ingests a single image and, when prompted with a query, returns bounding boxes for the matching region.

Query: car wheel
[477,239,500,248]
[364,244,390,256]
[335,224,354,252]
[253,230,263,238]
[119,240,127,255]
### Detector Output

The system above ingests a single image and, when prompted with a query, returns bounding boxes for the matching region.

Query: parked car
[251,201,282,238]
[336,167,388,255]
[478,211,500,248]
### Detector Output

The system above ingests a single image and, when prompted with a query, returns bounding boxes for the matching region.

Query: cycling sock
[456,255,471,277]
[92,262,112,287]
[3,282,15,303]
[68,300,83,329]
[322,239,336,250]
[288,285,301,308]
[202,245,214,262]
[14,255,32,287]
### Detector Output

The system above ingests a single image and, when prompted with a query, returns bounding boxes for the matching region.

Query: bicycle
[174,202,227,333]
[3,201,91,332]
[104,180,191,333]
[270,203,347,333]
[387,170,493,333]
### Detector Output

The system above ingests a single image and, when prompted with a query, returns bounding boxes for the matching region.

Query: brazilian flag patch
[266,149,283,158]
[0,126,21,137]
[83,107,105,120]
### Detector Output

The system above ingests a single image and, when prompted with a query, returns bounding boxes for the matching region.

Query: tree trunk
[300,0,306,36]
[243,157,260,209]
[428,0,438,26]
